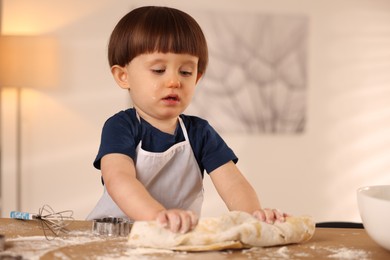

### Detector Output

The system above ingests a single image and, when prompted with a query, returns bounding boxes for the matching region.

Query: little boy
[88,6,287,233]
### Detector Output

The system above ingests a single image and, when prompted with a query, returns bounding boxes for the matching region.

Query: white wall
[1,0,390,222]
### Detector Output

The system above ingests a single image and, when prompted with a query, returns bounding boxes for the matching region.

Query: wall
[1,0,390,222]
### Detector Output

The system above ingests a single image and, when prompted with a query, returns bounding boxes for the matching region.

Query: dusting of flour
[0,231,372,260]
[240,245,370,259]
[0,232,107,260]
[96,247,178,260]
[327,247,370,259]
[0,232,182,260]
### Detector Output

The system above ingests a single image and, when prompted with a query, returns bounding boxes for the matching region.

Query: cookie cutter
[92,217,131,237]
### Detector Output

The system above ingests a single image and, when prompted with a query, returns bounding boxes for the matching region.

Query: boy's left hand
[253,208,289,224]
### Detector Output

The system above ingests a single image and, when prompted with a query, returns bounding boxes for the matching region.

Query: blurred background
[1,0,390,222]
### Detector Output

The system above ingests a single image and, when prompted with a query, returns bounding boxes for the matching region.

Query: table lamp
[0,35,59,212]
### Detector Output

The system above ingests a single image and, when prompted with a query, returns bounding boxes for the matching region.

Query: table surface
[0,218,389,259]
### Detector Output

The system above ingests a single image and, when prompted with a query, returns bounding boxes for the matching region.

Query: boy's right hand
[156,209,198,234]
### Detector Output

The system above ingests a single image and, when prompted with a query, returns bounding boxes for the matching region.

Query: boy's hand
[253,208,289,224]
[156,209,198,233]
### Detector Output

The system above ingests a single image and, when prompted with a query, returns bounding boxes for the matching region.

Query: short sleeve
[200,124,238,173]
[183,115,238,174]
[93,111,139,169]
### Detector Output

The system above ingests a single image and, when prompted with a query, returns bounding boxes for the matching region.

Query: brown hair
[108,6,208,75]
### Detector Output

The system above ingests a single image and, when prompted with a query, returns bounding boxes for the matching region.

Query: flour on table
[96,248,181,260]
[242,246,293,259]
[241,244,370,259]
[276,246,289,258]
[0,232,106,260]
[327,247,370,259]
[125,248,175,255]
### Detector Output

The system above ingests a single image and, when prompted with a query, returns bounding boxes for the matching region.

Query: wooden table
[0,218,389,259]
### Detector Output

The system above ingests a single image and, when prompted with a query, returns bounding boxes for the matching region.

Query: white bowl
[357,185,390,251]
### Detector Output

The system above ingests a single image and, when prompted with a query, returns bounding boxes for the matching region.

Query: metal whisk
[10,204,74,240]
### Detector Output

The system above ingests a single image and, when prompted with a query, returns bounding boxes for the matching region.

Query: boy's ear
[111,65,130,89]
[196,72,203,84]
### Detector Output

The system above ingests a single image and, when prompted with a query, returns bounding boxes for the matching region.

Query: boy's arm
[101,153,198,232]
[210,161,287,223]
[101,153,165,220]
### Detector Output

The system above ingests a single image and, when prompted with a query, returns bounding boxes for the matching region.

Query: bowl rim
[357,185,390,202]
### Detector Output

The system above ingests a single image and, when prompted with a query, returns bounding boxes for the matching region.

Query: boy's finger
[274,209,285,222]
[179,213,191,233]
[263,208,275,224]
[188,211,199,230]
[253,210,266,221]
[167,213,181,233]
[156,211,169,228]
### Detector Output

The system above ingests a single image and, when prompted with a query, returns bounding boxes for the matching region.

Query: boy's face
[112,52,200,125]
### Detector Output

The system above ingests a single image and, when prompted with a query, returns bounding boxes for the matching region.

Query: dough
[128,211,315,251]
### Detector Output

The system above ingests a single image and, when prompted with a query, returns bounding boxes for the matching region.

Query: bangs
[109,6,208,74]
[142,9,202,56]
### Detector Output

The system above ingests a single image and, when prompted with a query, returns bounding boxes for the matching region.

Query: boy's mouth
[162,94,180,102]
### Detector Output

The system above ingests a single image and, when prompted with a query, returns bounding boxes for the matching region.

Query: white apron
[87,117,204,220]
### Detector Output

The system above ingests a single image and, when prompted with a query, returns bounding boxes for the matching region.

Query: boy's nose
[167,78,181,88]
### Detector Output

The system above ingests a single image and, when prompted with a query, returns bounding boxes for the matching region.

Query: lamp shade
[0,35,59,89]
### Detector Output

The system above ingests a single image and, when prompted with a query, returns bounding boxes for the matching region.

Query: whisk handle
[10,211,34,220]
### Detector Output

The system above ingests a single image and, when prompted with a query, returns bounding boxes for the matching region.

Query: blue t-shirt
[94,108,238,176]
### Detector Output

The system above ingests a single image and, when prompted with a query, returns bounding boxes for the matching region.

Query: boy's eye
[180,70,193,76]
[152,69,165,74]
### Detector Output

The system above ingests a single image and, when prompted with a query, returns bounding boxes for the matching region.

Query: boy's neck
[150,118,178,135]
[135,108,178,135]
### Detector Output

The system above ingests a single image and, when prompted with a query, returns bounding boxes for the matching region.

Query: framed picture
[187,11,308,134]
